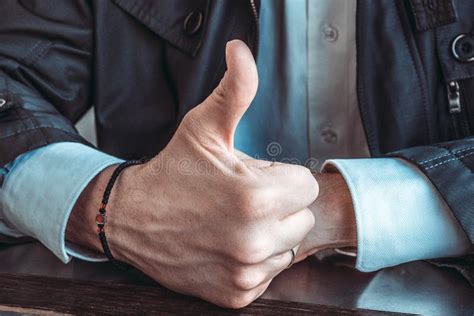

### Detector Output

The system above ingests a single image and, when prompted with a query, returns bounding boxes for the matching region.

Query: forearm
[297,172,357,261]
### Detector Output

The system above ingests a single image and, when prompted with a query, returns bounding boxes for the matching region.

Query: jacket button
[321,127,338,144]
[452,34,474,62]
[183,10,203,36]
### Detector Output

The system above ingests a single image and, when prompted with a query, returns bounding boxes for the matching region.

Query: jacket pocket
[112,0,210,57]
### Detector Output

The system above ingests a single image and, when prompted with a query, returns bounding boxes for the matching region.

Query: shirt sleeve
[0,142,123,263]
[323,158,471,272]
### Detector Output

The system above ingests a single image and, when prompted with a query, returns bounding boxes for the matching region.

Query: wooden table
[0,242,472,315]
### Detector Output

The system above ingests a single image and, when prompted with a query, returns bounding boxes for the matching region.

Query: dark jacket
[0,0,473,270]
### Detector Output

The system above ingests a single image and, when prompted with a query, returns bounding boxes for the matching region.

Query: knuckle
[297,166,319,201]
[180,108,196,127]
[298,165,315,181]
[222,292,255,309]
[300,208,316,232]
[308,174,319,201]
[230,267,261,291]
[178,108,211,144]
[210,81,227,105]
[306,208,316,227]
[233,237,271,264]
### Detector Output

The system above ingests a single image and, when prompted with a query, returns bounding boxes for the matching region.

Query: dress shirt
[0,143,121,262]
[234,0,469,270]
[0,0,469,270]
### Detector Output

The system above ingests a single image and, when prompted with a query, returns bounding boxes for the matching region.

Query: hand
[66,40,318,309]
[295,171,357,263]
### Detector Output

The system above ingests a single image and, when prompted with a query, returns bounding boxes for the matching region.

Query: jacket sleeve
[0,0,93,167]
[391,137,474,245]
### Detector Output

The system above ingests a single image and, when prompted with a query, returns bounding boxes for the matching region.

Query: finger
[261,164,319,216]
[272,208,315,255]
[250,279,272,302]
[229,279,272,309]
[232,245,298,294]
[258,244,299,283]
[191,40,258,151]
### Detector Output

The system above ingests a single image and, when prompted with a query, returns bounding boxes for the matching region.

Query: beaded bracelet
[96,158,149,271]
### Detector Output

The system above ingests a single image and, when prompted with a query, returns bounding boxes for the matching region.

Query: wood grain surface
[0,273,408,315]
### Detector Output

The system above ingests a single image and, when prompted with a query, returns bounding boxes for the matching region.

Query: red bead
[95,213,106,225]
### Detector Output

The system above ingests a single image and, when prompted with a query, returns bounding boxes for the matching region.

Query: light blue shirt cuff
[323,158,471,272]
[0,142,123,263]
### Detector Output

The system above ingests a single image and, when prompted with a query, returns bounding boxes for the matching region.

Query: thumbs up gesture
[68,40,319,308]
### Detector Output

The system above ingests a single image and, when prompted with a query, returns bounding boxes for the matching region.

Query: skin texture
[231,156,357,263]
[297,172,357,262]
[67,40,320,309]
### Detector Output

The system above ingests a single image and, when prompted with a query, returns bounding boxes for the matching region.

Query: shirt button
[452,34,474,62]
[183,10,203,36]
[321,127,338,144]
[322,24,338,42]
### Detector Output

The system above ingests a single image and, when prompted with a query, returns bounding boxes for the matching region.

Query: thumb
[193,40,258,151]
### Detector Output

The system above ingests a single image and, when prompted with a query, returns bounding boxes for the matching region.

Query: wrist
[66,164,121,255]
[316,172,357,249]
[96,162,153,266]
[66,157,171,270]
[301,172,357,257]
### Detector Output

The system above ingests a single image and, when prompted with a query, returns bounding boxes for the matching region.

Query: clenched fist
[67,40,319,308]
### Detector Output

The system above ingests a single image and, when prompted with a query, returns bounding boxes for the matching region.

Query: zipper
[248,0,259,59]
[447,80,471,138]
[447,81,461,114]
